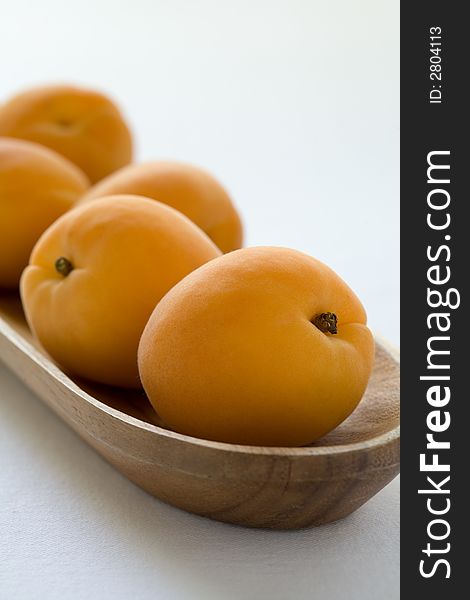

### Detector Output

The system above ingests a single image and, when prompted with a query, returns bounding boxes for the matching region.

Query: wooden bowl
[0,293,399,529]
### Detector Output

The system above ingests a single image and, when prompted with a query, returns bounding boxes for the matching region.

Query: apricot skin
[138,247,375,447]
[0,137,89,289]
[0,85,133,183]
[81,161,243,253]
[20,195,221,388]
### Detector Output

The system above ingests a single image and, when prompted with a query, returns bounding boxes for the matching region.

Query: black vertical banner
[401,2,467,596]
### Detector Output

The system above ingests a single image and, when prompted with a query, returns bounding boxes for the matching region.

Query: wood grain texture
[0,292,400,529]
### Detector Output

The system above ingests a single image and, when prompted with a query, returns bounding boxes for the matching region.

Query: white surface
[0,363,399,600]
[0,1,399,599]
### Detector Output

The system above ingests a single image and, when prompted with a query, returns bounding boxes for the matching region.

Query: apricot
[81,161,243,253]
[138,247,375,447]
[0,137,89,289]
[0,85,133,183]
[20,195,221,388]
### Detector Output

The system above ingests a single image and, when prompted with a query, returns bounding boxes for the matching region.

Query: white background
[0,1,399,599]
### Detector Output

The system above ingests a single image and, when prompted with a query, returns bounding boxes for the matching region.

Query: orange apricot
[0,85,133,183]
[81,161,243,253]
[20,195,221,388]
[138,247,375,446]
[0,137,89,289]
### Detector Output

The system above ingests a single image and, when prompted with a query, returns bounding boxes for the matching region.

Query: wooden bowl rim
[1,316,400,458]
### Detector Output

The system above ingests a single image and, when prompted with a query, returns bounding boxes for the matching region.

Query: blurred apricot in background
[0,85,133,183]
[0,137,89,288]
[82,161,243,253]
